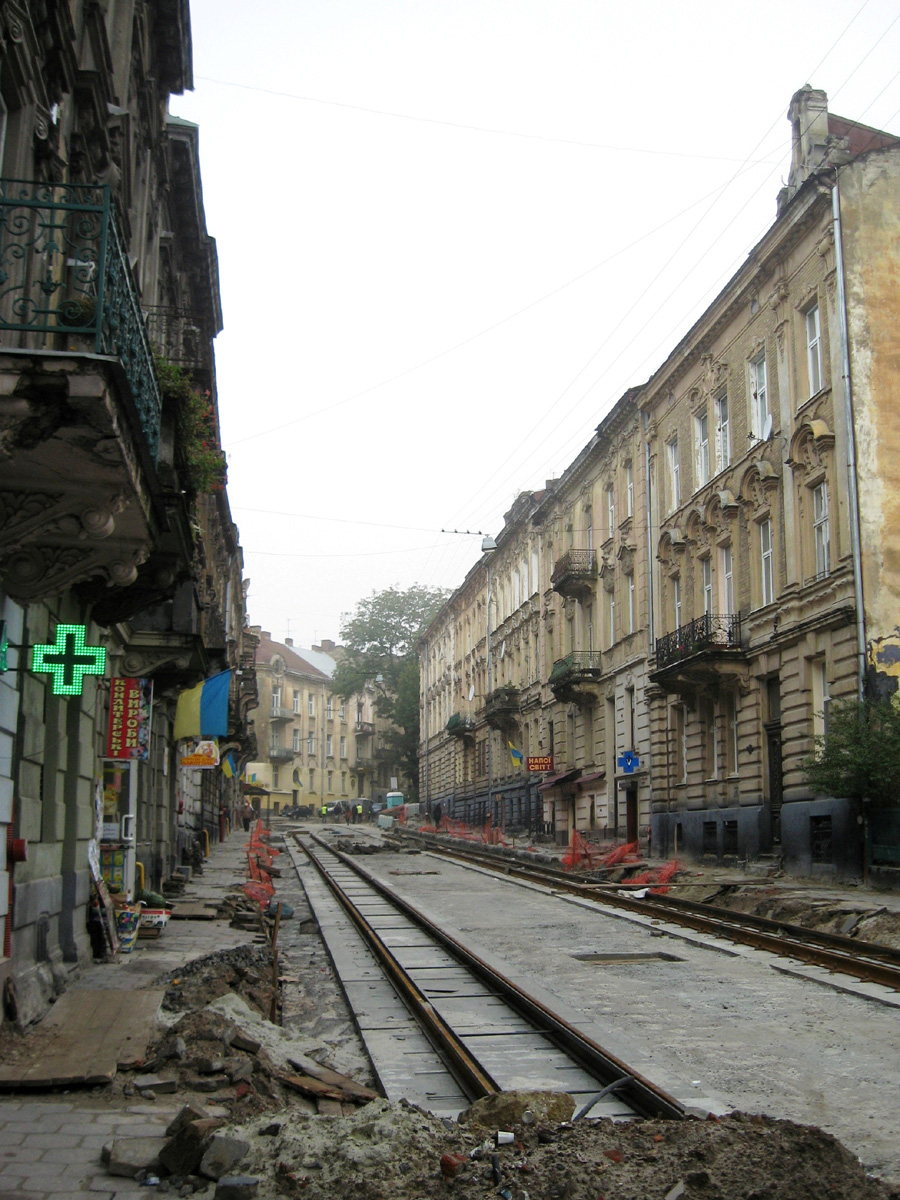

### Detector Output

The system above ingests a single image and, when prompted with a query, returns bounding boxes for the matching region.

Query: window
[813,482,830,576]
[292,689,300,713]
[695,411,710,487]
[292,728,301,752]
[309,769,315,791]
[340,735,347,758]
[625,462,634,517]
[715,393,730,471]
[674,705,686,783]
[326,734,333,757]
[272,766,279,789]
[339,702,345,720]
[606,486,615,538]
[271,688,281,714]
[341,771,347,792]
[750,353,768,438]
[719,544,734,613]
[607,588,616,647]
[668,438,680,510]
[701,557,713,614]
[586,512,593,552]
[725,693,739,776]
[806,304,822,396]
[327,770,333,792]
[326,698,334,719]
[760,518,774,605]
[812,659,831,743]
[673,575,682,630]
[626,572,635,633]
[308,695,315,718]
[702,698,718,778]
[306,733,315,755]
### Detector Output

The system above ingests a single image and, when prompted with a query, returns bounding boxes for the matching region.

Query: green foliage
[155,357,227,494]
[804,697,900,808]
[332,585,449,792]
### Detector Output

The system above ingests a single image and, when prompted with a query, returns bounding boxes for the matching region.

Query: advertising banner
[106,677,152,759]
[527,755,554,773]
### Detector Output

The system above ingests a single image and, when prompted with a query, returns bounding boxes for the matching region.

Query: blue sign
[617,750,640,774]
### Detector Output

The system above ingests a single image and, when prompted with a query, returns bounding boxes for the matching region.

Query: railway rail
[292,831,686,1122]
[403,832,900,993]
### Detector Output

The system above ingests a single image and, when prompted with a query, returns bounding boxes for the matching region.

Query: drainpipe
[831,179,867,702]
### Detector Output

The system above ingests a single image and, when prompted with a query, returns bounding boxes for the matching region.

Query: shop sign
[106,677,152,759]
[180,738,220,769]
[527,755,554,772]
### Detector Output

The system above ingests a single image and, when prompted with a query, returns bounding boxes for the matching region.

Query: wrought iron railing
[655,612,741,669]
[551,549,597,586]
[549,650,603,683]
[446,712,475,737]
[0,180,162,458]
[145,305,213,372]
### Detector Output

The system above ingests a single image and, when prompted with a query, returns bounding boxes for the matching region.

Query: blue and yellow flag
[221,751,236,778]
[508,742,524,768]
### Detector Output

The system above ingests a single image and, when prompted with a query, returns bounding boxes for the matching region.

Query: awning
[577,771,606,788]
[538,769,581,791]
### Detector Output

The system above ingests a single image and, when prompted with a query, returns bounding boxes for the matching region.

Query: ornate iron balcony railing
[446,712,475,737]
[655,612,741,670]
[549,650,603,683]
[0,180,162,458]
[551,549,597,589]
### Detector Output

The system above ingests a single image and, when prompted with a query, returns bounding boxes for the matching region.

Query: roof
[255,632,332,681]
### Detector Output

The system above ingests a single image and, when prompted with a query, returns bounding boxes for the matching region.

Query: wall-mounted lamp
[481,535,497,552]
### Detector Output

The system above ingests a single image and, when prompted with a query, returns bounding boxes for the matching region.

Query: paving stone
[199,1134,250,1180]
[23,1132,81,1149]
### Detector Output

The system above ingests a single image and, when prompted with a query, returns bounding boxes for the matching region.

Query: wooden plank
[287,1055,380,1102]
[167,903,220,920]
[0,988,164,1088]
[316,1098,344,1116]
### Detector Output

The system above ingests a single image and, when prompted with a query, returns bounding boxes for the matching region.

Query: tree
[804,697,900,809]
[331,585,449,795]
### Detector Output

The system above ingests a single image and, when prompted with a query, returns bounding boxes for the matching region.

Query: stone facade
[0,1,255,1024]
[420,87,900,881]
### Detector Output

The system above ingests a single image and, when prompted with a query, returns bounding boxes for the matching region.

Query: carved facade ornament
[787,419,835,475]
[616,541,636,574]
[740,460,780,512]
[685,508,711,551]
[768,277,790,313]
[700,353,728,402]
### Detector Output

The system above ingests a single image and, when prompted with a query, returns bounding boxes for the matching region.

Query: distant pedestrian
[241,800,253,832]
[433,802,442,828]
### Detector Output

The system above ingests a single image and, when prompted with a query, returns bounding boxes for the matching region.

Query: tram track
[403,833,900,994]
[291,830,686,1123]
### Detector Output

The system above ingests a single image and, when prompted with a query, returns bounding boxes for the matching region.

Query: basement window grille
[723,820,739,856]
[702,821,718,855]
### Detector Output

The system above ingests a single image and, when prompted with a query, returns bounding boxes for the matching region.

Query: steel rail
[408,835,900,993]
[301,832,685,1122]
[299,836,499,1103]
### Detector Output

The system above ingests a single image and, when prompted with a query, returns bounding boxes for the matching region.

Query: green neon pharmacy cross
[30,624,107,696]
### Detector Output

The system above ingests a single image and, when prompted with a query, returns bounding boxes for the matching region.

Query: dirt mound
[160,943,276,1016]
[222,1098,898,1200]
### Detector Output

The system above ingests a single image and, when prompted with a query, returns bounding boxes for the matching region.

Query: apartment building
[420,86,900,881]
[247,632,391,811]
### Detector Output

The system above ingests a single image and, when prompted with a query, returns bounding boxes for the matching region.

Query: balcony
[268,745,294,762]
[0,181,162,454]
[484,685,520,732]
[651,612,745,695]
[269,706,294,722]
[551,549,597,600]
[446,712,475,739]
[549,651,604,706]
[0,181,164,602]
[355,720,375,737]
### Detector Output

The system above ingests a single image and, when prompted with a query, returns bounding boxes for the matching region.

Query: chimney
[285,637,293,647]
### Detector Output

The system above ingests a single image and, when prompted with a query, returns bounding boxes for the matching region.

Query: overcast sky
[170,0,900,650]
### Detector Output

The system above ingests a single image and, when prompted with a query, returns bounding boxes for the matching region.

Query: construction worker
[321,802,327,822]
[356,802,363,824]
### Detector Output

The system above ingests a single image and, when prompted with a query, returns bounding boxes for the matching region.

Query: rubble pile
[180,1094,898,1200]
[161,946,276,1016]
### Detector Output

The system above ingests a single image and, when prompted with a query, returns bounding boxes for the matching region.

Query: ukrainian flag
[508,742,525,767]
[221,751,236,778]
[173,670,232,740]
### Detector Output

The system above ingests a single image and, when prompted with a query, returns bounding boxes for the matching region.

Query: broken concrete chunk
[158,1117,226,1175]
[106,1136,167,1178]
[193,1056,226,1074]
[135,1074,179,1094]
[199,1134,251,1180]
[215,1176,259,1200]
[229,1031,261,1055]
[166,1104,212,1138]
